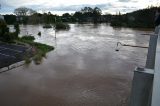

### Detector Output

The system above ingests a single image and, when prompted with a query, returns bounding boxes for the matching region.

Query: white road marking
[0,53,16,58]
[0,46,23,53]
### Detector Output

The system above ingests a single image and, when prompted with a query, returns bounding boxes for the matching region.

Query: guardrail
[130,26,160,106]
[151,26,160,106]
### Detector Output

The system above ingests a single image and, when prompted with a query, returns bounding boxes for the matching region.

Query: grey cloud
[119,0,131,2]
[48,3,113,11]
[119,0,138,3]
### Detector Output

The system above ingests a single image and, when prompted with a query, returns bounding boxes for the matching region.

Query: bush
[38,31,41,36]
[18,36,54,65]
[20,36,35,41]
[110,20,122,27]
[43,24,52,28]
[0,20,16,42]
[55,23,70,30]
[1,32,15,43]
[0,20,8,36]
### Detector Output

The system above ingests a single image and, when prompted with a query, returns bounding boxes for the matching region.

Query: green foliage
[110,7,160,28]
[55,23,70,30]
[20,36,35,41]
[62,13,72,22]
[0,20,15,42]
[5,6,159,26]
[29,42,54,65]
[4,15,16,25]
[18,35,54,64]
[24,56,31,64]
[33,42,54,53]
[14,23,20,38]
[43,24,52,28]
[2,32,15,43]
[75,7,102,23]
[38,31,41,36]
[5,6,104,24]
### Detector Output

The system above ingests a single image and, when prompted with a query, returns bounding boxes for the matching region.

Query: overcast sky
[0,0,159,15]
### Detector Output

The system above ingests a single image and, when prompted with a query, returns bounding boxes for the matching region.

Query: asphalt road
[0,42,29,68]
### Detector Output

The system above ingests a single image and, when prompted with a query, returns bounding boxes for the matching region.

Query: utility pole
[55,17,56,38]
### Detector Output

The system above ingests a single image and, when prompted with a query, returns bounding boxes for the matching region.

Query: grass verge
[16,36,54,64]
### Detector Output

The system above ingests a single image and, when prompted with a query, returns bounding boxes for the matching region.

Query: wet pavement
[0,24,152,106]
[0,42,29,68]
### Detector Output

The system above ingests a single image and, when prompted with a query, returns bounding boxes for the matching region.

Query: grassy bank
[17,36,54,64]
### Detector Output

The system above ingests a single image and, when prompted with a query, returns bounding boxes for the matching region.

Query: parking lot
[0,42,30,68]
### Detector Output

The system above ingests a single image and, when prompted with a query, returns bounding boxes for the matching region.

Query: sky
[0,0,159,15]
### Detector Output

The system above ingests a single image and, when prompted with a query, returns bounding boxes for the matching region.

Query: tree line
[110,6,160,28]
[2,6,160,28]
[3,6,111,24]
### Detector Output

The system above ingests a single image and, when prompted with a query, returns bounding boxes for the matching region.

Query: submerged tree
[93,7,102,23]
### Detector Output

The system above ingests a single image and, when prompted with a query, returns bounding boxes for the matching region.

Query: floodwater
[1,24,152,106]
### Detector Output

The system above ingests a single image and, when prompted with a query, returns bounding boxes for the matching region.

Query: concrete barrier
[0,60,26,73]
[130,67,154,106]
[130,26,160,106]
[0,67,9,73]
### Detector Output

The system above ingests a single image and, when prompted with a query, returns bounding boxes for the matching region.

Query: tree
[62,13,71,18]
[14,7,36,16]
[0,20,8,36]
[73,12,83,22]
[14,23,20,38]
[14,7,29,16]
[0,20,15,42]
[28,9,37,15]
[81,7,93,14]
[81,7,93,18]
[14,7,37,24]
[92,7,102,23]
[4,15,16,24]
[62,13,71,22]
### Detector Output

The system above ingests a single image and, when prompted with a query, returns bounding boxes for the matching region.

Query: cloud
[0,0,159,15]
[48,3,112,11]
[118,0,131,2]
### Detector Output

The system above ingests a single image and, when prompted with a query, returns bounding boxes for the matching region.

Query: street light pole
[55,17,56,38]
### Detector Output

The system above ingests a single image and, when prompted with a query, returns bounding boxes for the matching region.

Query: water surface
[1,24,152,106]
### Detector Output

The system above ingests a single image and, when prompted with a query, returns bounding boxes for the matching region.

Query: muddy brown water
[1,24,152,106]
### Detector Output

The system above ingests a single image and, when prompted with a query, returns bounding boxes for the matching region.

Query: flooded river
[0,24,152,106]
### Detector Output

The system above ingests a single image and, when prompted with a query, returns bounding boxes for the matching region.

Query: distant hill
[110,7,160,28]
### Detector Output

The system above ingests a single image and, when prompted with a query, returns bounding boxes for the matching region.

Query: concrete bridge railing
[130,26,160,106]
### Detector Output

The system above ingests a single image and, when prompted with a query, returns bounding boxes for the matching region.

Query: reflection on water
[2,24,152,106]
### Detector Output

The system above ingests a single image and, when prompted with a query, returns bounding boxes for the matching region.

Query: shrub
[43,24,52,28]
[38,31,41,36]
[1,32,15,43]
[20,36,35,41]
[14,23,20,38]
[55,23,70,30]
[0,20,16,42]
[0,20,8,36]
